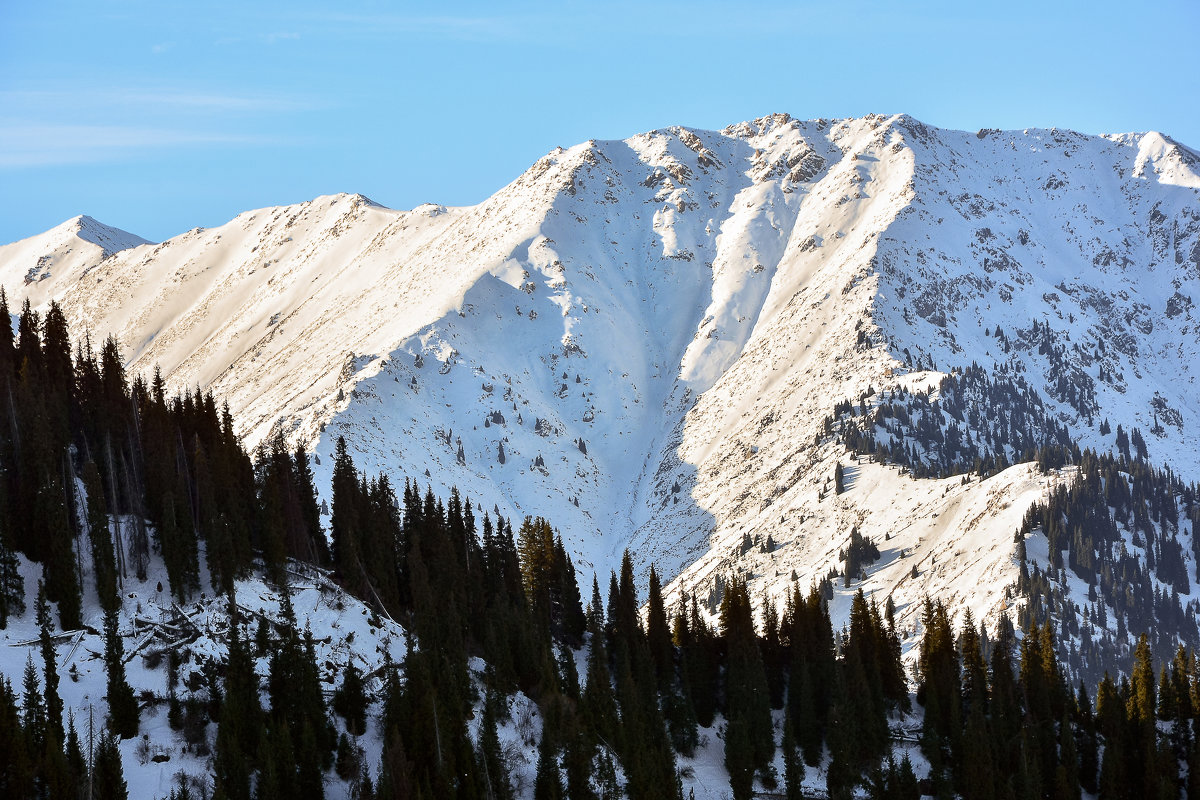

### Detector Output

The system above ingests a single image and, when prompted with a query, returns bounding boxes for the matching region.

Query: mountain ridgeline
[3,114,1198,613]
[1,113,1200,798]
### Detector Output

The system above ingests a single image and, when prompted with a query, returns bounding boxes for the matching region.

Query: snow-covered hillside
[2,113,1199,652]
[0,215,149,298]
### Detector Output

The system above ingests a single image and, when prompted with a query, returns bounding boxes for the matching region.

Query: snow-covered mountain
[0,215,150,295]
[3,112,1199,651]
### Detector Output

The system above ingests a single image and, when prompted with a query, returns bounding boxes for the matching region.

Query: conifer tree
[0,288,12,374]
[266,607,335,793]
[333,662,367,737]
[478,692,514,800]
[293,443,329,565]
[761,590,786,709]
[83,460,119,614]
[612,642,676,800]
[720,576,774,799]
[518,516,557,625]
[987,615,1021,780]
[917,598,959,750]
[102,611,138,739]
[15,299,40,380]
[959,610,988,716]
[825,671,860,800]
[0,674,40,798]
[534,720,564,800]
[957,700,995,800]
[1187,735,1200,800]
[843,589,891,759]
[673,594,713,731]
[257,721,298,799]
[0,531,23,629]
[64,710,87,793]
[21,655,46,759]
[37,722,71,800]
[662,680,699,757]
[896,753,920,800]
[1055,710,1081,800]
[33,453,82,629]
[783,586,834,766]
[213,600,260,800]
[781,717,804,800]
[563,720,597,800]
[645,566,673,689]
[296,721,326,799]
[1075,682,1099,795]
[335,732,357,781]
[35,582,64,745]
[1129,634,1156,727]
[609,551,640,660]
[92,731,128,800]
[581,612,618,748]
[330,436,362,584]
[376,729,415,800]
[553,539,586,644]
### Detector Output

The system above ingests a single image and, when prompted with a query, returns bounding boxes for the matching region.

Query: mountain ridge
[1,113,1198,658]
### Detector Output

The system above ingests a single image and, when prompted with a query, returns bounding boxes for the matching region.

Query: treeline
[832,365,1074,480]
[0,289,331,632]
[209,453,1200,800]
[322,435,912,799]
[1016,447,1200,686]
[830,356,1200,686]
[916,598,1200,800]
[319,430,915,800]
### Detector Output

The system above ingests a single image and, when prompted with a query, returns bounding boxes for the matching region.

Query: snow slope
[0,215,150,303]
[2,114,1199,649]
[0,541,409,798]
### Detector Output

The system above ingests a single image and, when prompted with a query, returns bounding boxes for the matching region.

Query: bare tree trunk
[6,378,19,455]
[104,435,126,586]
[64,452,85,593]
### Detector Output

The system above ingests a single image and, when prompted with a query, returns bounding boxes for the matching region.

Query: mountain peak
[1129,131,1200,187]
[63,214,151,255]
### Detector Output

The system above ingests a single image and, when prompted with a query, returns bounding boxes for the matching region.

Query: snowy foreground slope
[0,537,568,800]
[2,113,1200,648]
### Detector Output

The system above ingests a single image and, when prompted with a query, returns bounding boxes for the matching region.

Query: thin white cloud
[0,87,323,114]
[0,123,275,169]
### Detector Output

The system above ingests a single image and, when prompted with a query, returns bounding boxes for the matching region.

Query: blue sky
[2,0,1197,244]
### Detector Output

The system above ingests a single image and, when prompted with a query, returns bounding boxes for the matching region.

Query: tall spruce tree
[720,576,774,800]
[83,461,119,614]
[781,716,804,800]
[213,597,260,800]
[0,530,23,629]
[102,611,138,739]
[35,582,64,745]
[92,731,128,800]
